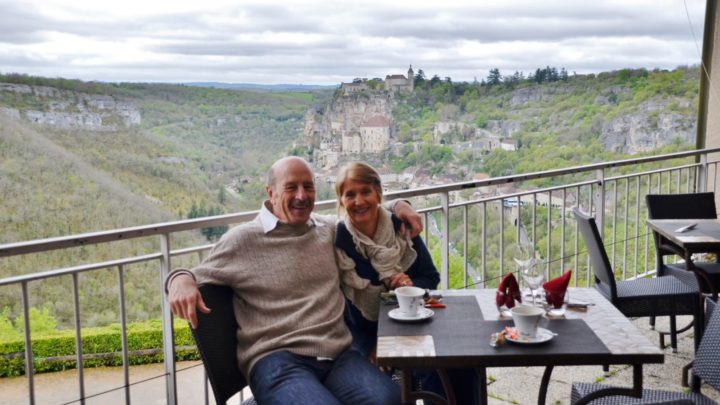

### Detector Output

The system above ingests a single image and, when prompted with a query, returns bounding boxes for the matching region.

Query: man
[166,156,421,404]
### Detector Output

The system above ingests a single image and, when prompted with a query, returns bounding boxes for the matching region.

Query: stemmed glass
[514,241,543,306]
[522,261,544,306]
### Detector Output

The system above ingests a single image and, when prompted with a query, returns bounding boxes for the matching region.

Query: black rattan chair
[646,192,720,296]
[191,284,256,405]
[570,297,720,404]
[574,208,701,352]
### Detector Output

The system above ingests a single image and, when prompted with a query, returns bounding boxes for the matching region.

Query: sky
[0,0,709,85]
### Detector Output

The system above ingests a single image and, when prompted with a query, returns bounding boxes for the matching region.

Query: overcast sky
[0,0,708,85]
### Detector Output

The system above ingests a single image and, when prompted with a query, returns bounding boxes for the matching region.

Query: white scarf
[336,207,418,321]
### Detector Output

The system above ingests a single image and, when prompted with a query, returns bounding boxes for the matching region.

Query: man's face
[267,159,316,225]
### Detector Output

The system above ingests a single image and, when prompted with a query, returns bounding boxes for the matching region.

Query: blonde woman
[335,162,478,404]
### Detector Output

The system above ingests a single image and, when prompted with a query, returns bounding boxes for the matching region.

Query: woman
[334,161,439,357]
[334,162,478,404]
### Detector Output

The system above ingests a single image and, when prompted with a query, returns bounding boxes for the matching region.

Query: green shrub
[0,319,196,377]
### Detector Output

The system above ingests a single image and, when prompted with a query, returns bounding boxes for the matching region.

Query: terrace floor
[1,316,718,405]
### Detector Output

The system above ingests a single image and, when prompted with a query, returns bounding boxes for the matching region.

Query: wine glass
[522,260,544,306]
[514,240,541,304]
[513,241,536,276]
[545,288,568,317]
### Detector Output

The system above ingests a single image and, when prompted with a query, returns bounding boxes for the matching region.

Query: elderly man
[166,156,422,404]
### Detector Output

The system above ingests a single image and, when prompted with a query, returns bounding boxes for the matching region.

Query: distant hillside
[0,68,702,328]
[0,73,332,266]
[185,82,338,92]
[304,66,699,187]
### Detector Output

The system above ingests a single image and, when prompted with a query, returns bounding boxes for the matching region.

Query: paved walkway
[1,316,718,404]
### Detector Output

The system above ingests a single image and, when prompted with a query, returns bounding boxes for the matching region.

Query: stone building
[359,115,391,152]
[342,132,362,154]
[385,66,414,93]
[339,66,415,95]
[341,81,369,96]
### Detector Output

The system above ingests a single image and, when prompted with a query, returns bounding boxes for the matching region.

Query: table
[376,288,664,405]
[646,218,720,297]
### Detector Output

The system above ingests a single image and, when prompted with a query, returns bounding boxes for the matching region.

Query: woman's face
[340,179,380,230]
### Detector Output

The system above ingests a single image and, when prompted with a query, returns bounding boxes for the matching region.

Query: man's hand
[168,274,211,329]
[394,200,423,238]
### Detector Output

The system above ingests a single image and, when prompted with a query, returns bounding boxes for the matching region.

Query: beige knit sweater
[182,213,351,377]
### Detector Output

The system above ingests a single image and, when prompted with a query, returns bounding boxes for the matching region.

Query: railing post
[71,273,85,405]
[21,282,35,405]
[117,265,131,405]
[595,169,605,237]
[698,152,708,192]
[160,233,177,405]
[440,192,450,289]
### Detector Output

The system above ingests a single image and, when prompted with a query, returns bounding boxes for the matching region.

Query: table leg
[400,369,412,403]
[398,368,455,405]
[539,366,554,405]
[477,367,487,405]
[691,294,704,392]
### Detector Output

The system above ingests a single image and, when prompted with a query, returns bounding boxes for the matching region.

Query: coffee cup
[395,286,425,316]
[510,305,547,338]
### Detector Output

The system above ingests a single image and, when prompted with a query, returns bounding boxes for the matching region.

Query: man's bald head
[265,157,316,225]
[266,156,314,188]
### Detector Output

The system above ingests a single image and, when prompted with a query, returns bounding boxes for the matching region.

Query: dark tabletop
[377,296,611,369]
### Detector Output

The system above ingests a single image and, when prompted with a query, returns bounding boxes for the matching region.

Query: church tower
[407,65,414,91]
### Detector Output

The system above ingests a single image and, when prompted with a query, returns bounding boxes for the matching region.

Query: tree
[414,69,426,86]
[560,68,569,81]
[487,68,502,86]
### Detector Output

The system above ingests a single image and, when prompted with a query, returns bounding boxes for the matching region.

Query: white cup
[395,286,425,316]
[511,305,547,338]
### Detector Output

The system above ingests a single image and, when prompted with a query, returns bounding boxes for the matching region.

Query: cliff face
[0,83,141,131]
[304,91,392,151]
[599,99,696,153]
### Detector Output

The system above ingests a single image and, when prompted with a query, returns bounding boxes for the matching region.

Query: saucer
[388,307,434,322]
[505,327,555,345]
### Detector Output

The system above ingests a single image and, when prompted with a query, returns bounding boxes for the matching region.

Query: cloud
[0,0,707,83]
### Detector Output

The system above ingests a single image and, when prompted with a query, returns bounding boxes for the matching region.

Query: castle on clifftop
[340,65,415,96]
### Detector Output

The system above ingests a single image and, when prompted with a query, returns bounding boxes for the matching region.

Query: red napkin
[543,270,572,308]
[496,273,522,308]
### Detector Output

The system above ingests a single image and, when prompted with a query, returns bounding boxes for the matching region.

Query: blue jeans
[249,350,400,405]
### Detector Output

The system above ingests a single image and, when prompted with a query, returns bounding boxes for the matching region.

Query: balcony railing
[1,147,719,405]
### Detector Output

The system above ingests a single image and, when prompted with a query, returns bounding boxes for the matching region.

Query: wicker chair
[190,284,256,405]
[570,298,719,404]
[574,208,701,352]
[646,192,720,296]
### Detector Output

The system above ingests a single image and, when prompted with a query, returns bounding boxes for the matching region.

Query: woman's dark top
[336,214,440,357]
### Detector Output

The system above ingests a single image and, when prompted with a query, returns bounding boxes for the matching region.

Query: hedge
[0,319,197,377]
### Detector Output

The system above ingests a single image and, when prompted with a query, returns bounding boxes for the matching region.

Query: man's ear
[266,185,274,200]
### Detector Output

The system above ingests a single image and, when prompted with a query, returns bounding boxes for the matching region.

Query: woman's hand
[388,273,413,289]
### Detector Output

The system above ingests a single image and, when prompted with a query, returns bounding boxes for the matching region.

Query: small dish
[388,307,434,322]
[505,327,555,345]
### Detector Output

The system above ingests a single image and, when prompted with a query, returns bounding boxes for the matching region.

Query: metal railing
[1,147,719,404]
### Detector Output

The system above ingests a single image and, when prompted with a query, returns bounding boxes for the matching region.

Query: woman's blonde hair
[335,162,383,214]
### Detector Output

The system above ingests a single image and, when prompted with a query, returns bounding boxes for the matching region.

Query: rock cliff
[0,83,141,131]
[599,99,696,153]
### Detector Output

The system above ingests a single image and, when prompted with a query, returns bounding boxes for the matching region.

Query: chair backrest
[694,297,720,390]
[573,208,618,300]
[646,192,717,220]
[191,284,246,404]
